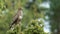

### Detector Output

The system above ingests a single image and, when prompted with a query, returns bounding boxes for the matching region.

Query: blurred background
[0,0,60,34]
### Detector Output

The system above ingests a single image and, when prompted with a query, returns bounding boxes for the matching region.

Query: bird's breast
[19,16,23,19]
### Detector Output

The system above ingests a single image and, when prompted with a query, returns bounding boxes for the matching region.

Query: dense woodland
[0,0,60,34]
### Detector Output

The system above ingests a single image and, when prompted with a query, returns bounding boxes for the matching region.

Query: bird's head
[18,8,23,10]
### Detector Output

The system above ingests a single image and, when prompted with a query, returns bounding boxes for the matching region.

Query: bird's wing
[12,14,18,22]
[10,15,18,28]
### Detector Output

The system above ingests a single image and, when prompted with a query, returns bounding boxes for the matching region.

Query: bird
[10,8,23,30]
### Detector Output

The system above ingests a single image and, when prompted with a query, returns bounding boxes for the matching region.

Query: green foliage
[7,24,21,34]
[23,19,44,34]
[50,0,60,34]
[0,0,47,34]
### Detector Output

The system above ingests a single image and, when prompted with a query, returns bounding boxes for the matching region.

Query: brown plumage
[10,8,23,29]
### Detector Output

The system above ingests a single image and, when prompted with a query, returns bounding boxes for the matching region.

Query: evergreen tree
[0,0,48,34]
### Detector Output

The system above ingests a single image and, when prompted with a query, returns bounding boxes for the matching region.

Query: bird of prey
[10,8,23,30]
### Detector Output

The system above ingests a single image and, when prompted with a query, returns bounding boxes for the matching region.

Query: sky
[39,1,50,8]
[39,1,50,33]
